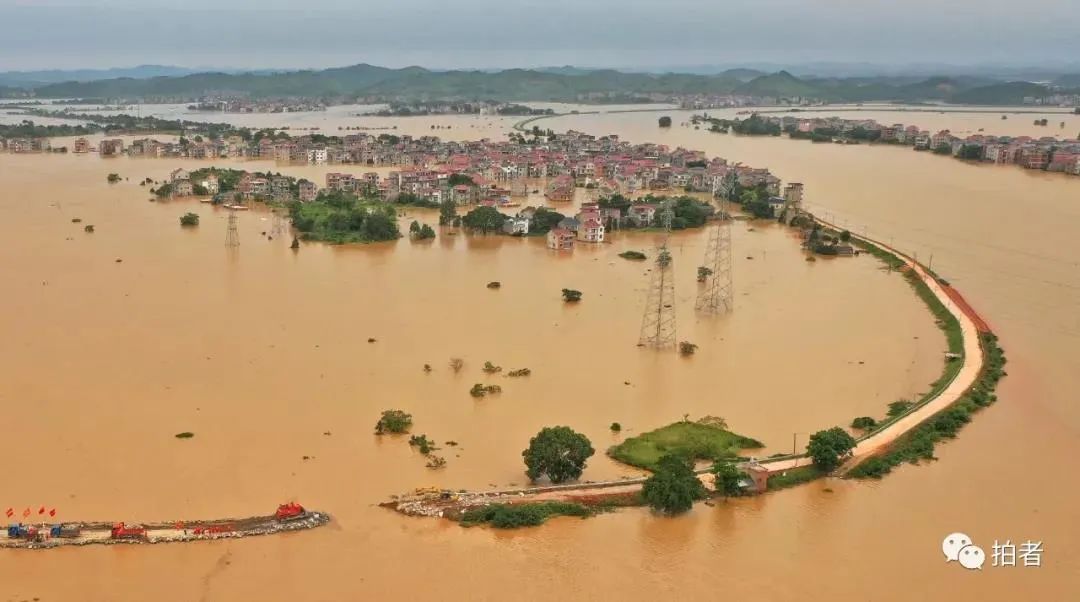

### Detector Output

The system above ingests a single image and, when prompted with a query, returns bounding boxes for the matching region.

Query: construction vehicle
[6,524,44,542]
[274,503,306,521]
[49,524,81,538]
[110,522,146,540]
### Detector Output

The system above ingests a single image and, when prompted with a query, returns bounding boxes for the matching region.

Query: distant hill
[950,81,1058,105]
[734,71,821,98]
[5,64,1074,106]
[0,65,209,87]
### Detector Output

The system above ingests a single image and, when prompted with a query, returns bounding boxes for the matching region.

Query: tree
[179,212,200,227]
[712,460,745,498]
[462,206,507,233]
[374,409,413,435]
[806,427,857,472]
[658,116,672,128]
[641,454,705,515]
[447,173,475,187]
[530,207,565,234]
[839,230,852,242]
[522,426,595,483]
[561,288,582,302]
[438,197,457,226]
[409,220,421,234]
[106,173,121,183]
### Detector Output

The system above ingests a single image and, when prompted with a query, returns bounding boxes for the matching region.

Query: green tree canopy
[462,206,507,233]
[530,207,566,234]
[447,173,475,187]
[658,116,673,127]
[522,426,595,484]
[806,427,857,472]
[712,460,745,498]
[641,454,706,515]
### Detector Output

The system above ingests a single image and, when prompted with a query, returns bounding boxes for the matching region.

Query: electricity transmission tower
[638,201,677,349]
[695,197,734,315]
[270,210,286,238]
[225,211,240,248]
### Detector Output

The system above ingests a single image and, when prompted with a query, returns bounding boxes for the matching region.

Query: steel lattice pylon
[270,211,286,238]
[695,211,734,315]
[225,211,240,248]
[638,200,677,349]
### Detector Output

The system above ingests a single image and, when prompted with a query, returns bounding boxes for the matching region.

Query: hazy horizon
[2,0,1079,72]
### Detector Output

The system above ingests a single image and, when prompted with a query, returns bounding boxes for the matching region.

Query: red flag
[38,506,45,515]
[49,509,56,517]
[4,508,12,518]
[22,508,30,518]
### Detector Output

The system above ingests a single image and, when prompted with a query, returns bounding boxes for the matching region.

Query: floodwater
[0,104,1076,601]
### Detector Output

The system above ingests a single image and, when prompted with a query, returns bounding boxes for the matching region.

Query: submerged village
[3,122,813,250]
[701,112,1080,175]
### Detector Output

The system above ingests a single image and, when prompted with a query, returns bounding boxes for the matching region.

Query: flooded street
[0,106,1077,600]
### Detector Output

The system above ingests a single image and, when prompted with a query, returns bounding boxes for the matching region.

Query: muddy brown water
[0,105,1076,600]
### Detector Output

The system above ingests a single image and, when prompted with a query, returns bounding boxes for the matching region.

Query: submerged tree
[374,409,413,435]
[641,454,705,515]
[522,426,595,484]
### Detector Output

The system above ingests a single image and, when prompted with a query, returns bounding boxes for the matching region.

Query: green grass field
[608,421,763,471]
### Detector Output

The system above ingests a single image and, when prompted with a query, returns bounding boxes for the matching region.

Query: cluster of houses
[751,115,1080,176]
[677,94,823,110]
[187,99,327,113]
[372,130,782,207]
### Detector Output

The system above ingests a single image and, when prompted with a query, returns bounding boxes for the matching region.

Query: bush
[658,116,672,128]
[175,432,194,439]
[507,368,531,377]
[851,416,877,430]
[619,250,647,260]
[679,341,698,356]
[482,361,502,374]
[486,281,501,289]
[374,409,413,435]
[449,358,464,373]
[409,434,435,454]
[562,288,582,302]
[460,502,592,528]
[179,212,200,227]
[610,422,622,432]
[107,173,121,183]
[887,400,913,417]
[470,383,502,398]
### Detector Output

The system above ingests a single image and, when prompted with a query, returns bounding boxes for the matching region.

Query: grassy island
[608,417,763,471]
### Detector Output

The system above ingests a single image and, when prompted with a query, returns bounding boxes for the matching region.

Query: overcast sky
[2,0,1078,71]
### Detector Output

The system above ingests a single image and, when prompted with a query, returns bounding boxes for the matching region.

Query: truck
[110,522,147,540]
[5,524,43,542]
[49,524,81,538]
[274,503,305,521]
